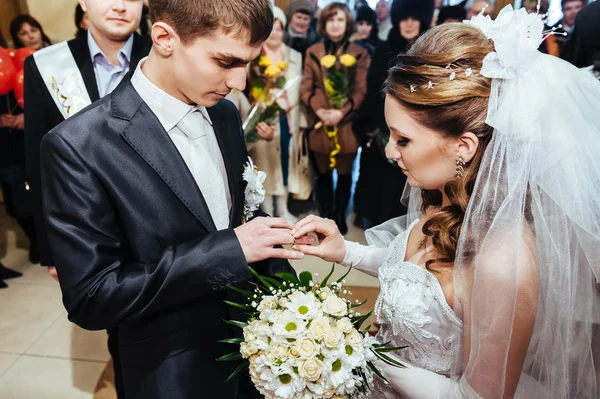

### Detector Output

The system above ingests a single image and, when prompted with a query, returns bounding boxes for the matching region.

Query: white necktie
[177,109,230,230]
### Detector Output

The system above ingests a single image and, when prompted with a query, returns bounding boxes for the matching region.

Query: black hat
[391,0,435,28]
[356,6,378,26]
[437,5,467,25]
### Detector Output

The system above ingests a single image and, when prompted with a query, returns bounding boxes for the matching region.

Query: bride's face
[384,95,459,190]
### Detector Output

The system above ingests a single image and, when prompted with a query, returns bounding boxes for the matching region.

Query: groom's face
[170,30,262,107]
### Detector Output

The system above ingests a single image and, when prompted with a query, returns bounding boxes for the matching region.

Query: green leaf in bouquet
[361,324,372,336]
[218,338,244,345]
[357,367,372,391]
[224,300,254,312]
[223,319,248,329]
[374,346,408,353]
[352,310,373,330]
[227,285,255,298]
[320,263,336,287]
[351,298,368,308]
[275,272,300,285]
[216,351,243,362]
[299,271,313,288]
[252,76,263,89]
[249,267,273,290]
[371,349,406,368]
[275,76,286,89]
[261,275,284,290]
[225,360,249,383]
[336,265,353,284]
[367,361,388,382]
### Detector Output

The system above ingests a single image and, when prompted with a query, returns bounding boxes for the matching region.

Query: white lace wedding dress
[342,219,546,398]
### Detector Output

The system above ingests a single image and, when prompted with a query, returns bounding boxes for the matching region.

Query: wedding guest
[562,0,600,78]
[23,0,150,395]
[465,0,495,20]
[10,15,51,50]
[284,0,321,61]
[0,29,26,288]
[351,5,381,57]
[245,7,309,221]
[376,0,393,41]
[436,5,467,25]
[552,0,585,58]
[353,0,433,229]
[300,2,369,235]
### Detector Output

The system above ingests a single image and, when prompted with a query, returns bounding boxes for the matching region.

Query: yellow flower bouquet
[319,53,357,168]
[243,53,291,143]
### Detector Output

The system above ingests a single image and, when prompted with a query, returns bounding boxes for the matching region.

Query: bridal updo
[385,23,495,269]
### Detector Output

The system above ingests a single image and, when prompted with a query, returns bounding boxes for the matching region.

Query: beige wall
[27,0,78,43]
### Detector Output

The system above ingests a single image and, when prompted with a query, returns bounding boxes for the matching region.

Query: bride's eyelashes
[397,138,409,147]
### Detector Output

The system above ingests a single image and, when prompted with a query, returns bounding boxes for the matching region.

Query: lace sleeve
[341,240,388,278]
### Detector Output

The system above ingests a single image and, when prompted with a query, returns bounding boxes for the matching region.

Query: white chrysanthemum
[322,295,348,317]
[341,342,365,369]
[265,367,305,398]
[324,357,354,390]
[308,316,331,341]
[272,309,307,339]
[286,291,321,319]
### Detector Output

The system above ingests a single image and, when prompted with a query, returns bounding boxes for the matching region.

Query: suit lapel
[207,104,244,227]
[114,79,217,232]
[68,35,100,102]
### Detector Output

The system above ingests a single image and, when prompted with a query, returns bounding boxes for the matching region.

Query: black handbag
[0,165,32,219]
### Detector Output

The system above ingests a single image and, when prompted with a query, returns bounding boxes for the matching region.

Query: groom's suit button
[231,276,239,283]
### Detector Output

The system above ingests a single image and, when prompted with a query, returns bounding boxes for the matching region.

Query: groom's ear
[151,21,178,57]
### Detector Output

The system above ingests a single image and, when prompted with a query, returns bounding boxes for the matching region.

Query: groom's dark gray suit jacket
[39,77,293,399]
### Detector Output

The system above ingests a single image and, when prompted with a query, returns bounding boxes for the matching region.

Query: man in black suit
[39,0,308,397]
[24,0,150,396]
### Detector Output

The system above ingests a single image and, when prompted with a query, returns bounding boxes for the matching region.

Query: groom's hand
[234,217,309,264]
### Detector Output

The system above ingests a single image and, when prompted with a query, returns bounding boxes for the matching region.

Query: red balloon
[0,49,17,95]
[6,48,16,59]
[13,69,24,108]
[12,47,36,71]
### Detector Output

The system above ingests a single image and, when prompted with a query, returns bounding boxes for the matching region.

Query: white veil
[369,5,600,398]
[455,6,600,398]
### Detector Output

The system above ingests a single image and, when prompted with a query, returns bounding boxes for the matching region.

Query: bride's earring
[456,157,466,179]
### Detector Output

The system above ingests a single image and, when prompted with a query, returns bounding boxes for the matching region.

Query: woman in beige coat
[300,2,369,235]
[229,7,308,221]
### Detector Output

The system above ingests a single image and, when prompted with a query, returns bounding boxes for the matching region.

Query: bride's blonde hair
[385,23,495,270]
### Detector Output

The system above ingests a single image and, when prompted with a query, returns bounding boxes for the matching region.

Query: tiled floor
[0,204,378,398]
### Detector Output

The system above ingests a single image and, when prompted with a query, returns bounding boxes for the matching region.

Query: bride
[291,6,600,399]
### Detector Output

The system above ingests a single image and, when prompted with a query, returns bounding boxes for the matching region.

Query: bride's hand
[290,215,346,264]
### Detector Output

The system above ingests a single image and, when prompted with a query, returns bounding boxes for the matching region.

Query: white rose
[324,328,344,348]
[309,316,331,341]
[240,342,258,358]
[278,297,290,307]
[346,329,362,345]
[322,296,348,317]
[296,338,318,358]
[318,287,333,300]
[336,317,353,333]
[299,358,324,382]
[289,346,300,358]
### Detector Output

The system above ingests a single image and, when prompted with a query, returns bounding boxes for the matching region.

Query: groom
[39,0,305,398]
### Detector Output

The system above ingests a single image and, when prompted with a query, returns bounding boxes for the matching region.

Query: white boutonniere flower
[242,156,266,222]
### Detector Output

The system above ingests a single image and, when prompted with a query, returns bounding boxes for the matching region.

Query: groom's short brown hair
[149,0,274,45]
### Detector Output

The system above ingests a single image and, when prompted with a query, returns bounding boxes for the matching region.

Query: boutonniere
[50,73,88,116]
[242,156,266,222]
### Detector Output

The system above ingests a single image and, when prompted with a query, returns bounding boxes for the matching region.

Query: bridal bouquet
[319,53,356,169]
[219,265,405,399]
[243,52,298,143]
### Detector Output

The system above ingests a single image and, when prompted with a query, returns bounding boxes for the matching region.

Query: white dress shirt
[130,58,232,230]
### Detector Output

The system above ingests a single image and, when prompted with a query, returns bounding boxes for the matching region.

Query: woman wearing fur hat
[351,5,381,57]
[353,0,434,229]
[284,0,321,62]
[300,2,370,235]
